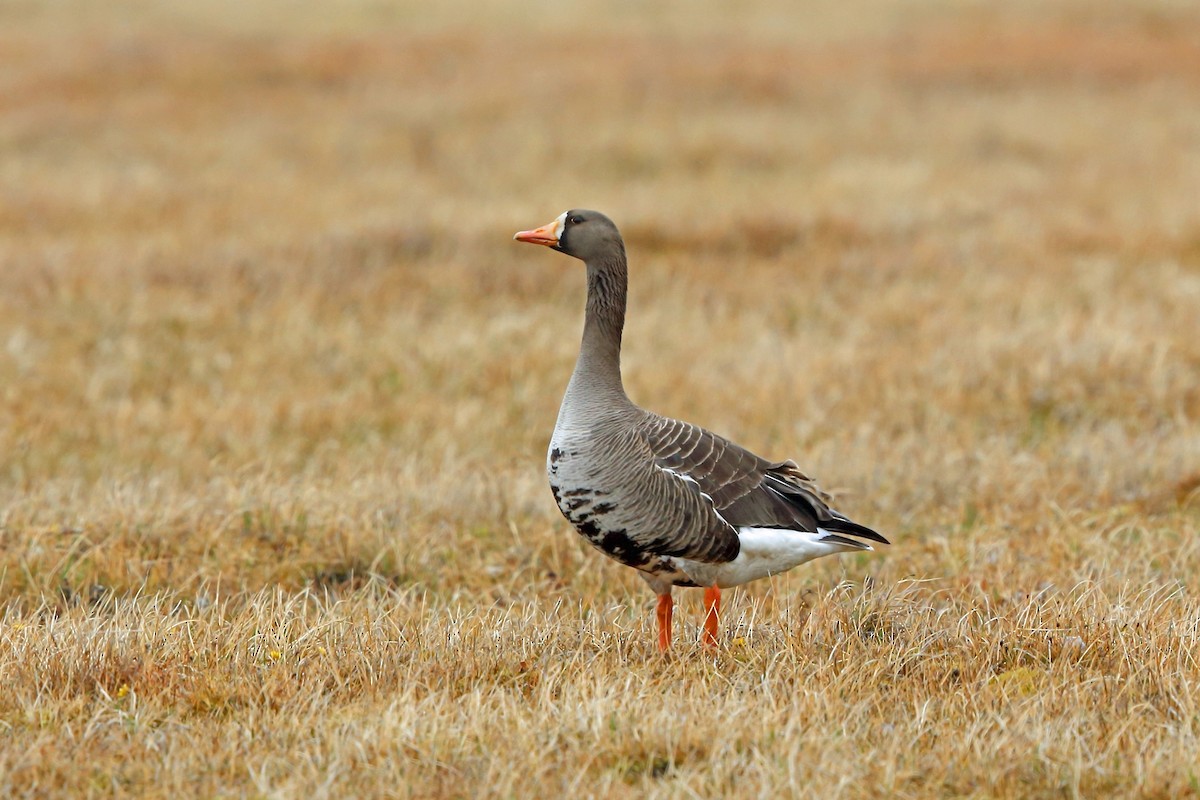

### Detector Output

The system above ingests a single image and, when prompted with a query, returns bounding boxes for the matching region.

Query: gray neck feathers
[561,250,633,421]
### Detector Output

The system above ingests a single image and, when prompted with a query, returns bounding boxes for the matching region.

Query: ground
[1,0,1199,797]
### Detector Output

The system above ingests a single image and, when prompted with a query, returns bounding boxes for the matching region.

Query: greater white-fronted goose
[514,210,887,651]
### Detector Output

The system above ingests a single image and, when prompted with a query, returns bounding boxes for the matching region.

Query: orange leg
[656,593,674,652]
[703,584,721,648]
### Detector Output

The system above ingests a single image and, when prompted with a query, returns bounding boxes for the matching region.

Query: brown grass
[2,0,1199,796]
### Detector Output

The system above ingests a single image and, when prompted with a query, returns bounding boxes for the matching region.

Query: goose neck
[569,253,629,404]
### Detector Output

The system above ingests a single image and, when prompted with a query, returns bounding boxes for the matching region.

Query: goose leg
[702,585,721,647]
[656,593,674,652]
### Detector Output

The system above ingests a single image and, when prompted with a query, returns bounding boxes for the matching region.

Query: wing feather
[641,417,888,547]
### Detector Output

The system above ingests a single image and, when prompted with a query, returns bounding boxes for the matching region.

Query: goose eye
[569,215,584,225]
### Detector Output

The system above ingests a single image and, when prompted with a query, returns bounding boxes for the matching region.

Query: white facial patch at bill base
[554,212,567,241]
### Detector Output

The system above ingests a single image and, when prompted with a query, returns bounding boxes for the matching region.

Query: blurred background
[1,0,1198,593]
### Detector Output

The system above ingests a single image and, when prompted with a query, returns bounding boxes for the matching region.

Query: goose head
[514,209,623,262]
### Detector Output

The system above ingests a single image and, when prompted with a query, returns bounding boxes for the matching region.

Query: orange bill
[513,219,559,247]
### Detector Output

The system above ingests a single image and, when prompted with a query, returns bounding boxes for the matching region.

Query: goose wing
[642,417,888,548]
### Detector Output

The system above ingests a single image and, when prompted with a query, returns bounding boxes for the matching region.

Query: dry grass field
[2,0,1200,796]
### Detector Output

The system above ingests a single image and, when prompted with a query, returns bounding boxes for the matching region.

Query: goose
[514,209,887,651]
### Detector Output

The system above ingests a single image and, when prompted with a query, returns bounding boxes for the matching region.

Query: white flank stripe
[675,526,866,588]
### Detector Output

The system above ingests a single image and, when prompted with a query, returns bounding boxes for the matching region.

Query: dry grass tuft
[2,0,1199,796]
